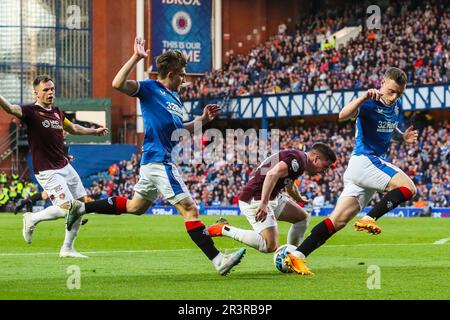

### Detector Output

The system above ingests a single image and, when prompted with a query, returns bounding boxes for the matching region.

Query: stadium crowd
[81,119,449,210]
[180,0,449,101]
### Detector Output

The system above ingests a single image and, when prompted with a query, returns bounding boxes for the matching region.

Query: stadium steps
[0,148,13,161]
[321,26,362,49]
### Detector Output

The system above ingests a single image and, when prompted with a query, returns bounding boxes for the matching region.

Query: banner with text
[146,206,450,218]
[151,0,212,74]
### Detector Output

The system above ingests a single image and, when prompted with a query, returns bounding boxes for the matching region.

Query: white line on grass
[0,242,447,257]
[433,238,450,244]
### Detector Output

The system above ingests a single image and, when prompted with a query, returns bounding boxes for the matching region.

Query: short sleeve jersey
[20,104,68,173]
[239,149,307,202]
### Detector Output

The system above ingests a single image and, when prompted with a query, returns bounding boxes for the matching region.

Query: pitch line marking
[433,238,450,245]
[0,242,448,257]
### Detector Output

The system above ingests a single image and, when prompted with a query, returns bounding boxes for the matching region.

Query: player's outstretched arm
[0,94,22,118]
[112,37,150,96]
[63,119,109,136]
[339,89,381,121]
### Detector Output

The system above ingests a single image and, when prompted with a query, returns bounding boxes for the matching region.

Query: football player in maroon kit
[208,143,336,255]
[0,75,108,258]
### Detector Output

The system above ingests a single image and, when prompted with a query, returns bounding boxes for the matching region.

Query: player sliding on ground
[0,75,109,258]
[207,144,336,254]
[66,37,246,276]
[284,67,419,275]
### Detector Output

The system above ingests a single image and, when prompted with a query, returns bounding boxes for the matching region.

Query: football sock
[62,216,81,250]
[287,217,310,246]
[30,192,43,202]
[222,225,268,253]
[185,221,220,260]
[84,197,128,214]
[367,187,413,220]
[15,199,30,212]
[31,206,67,225]
[296,218,336,257]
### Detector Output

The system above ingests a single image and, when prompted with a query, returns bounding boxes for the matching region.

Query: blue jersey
[133,80,184,164]
[353,98,403,159]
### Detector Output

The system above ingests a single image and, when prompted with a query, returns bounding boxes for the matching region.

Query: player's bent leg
[66,195,140,231]
[22,204,68,244]
[329,196,362,231]
[277,199,310,246]
[125,193,153,215]
[207,217,274,253]
[174,197,246,276]
[259,227,279,253]
[357,171,416,234]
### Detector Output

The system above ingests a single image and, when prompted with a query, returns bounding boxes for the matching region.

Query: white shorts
[35,164,87,207]
[239,196,284,234]
[134,163,190,205]
[273,193,290,218]
[340,154,400,210]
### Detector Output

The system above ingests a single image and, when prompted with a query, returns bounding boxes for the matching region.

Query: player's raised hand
[95,127,109,136]
[403,125,418,144]
[364,89,382,101]
[202,104,221,123]
[255,204,268,223]
[133,37,150,60]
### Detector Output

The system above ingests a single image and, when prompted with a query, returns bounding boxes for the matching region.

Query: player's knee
[409,185,417,197]
[266,243,278,253]
[180,201,199,219]
[126,202,145,215]
[262,238,278,253]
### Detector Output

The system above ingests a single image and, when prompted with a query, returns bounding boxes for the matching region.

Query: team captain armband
[63,118,73,129]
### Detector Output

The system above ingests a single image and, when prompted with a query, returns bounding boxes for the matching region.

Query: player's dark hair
[384,67,407,86]
[33,75,53,88]
[311,142,337,163]
[156,50,187,79]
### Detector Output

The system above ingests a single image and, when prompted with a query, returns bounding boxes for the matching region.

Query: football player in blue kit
[285,67,419,275]
[66,37,246,275]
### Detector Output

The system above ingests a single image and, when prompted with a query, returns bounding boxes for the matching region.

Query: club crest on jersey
[291,159,299,172]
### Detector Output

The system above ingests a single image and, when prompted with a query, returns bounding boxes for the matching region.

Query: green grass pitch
[0,213,449,300]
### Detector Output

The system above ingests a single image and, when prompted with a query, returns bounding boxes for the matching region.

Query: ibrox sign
[162,0,201,5]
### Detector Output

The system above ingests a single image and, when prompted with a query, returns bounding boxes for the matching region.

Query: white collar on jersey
[35,101,52,111]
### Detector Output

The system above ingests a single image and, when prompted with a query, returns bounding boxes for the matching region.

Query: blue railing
[182,83,450,121]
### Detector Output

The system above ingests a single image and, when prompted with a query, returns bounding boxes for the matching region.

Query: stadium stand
[79,118,449,210]
[181,0,449,101]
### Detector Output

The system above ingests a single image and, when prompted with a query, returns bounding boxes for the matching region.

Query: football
[273,244,297,273]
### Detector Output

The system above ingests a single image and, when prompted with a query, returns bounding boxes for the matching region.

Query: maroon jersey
[20,104,68,173]
[239,149,307,203]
